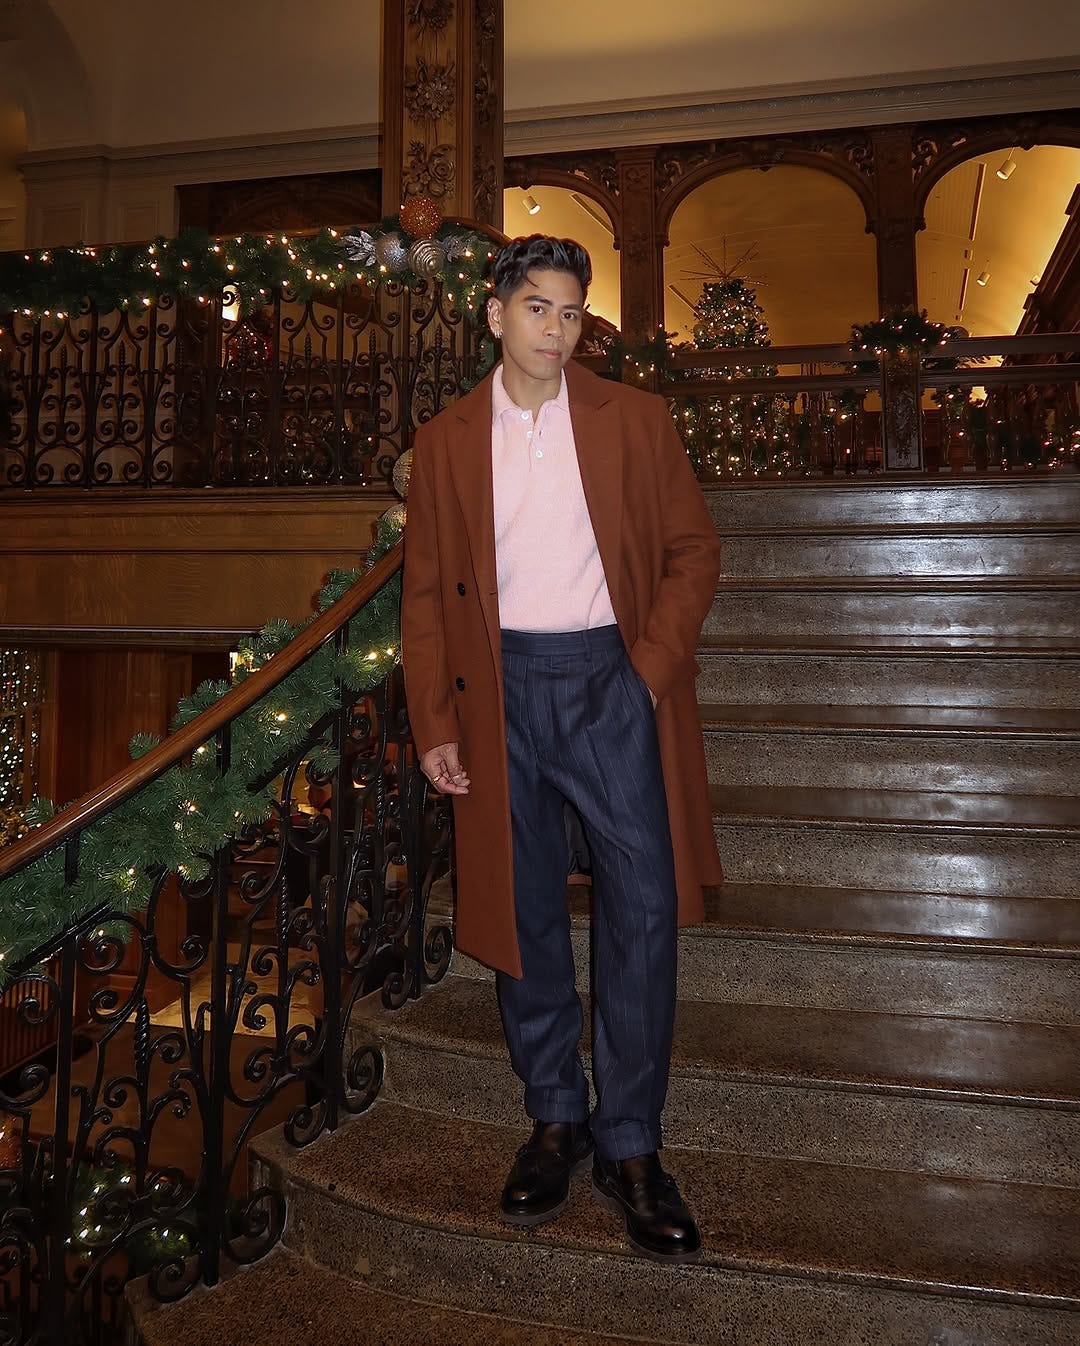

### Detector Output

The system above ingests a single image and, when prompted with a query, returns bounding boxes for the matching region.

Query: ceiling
[5,0,1080,152]
[920,144,1080,334]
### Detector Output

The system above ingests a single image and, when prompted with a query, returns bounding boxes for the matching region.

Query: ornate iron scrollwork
[0,656,452,1345]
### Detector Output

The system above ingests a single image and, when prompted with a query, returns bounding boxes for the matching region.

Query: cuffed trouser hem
[525,1086,590,1125]
[592,1119,660,1162]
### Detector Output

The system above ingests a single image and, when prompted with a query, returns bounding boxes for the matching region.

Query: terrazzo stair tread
[709,784,1080,835]
[698,703,1080,736]
[695,883,1080,954]
[698,633,1080,655]
[713,576,1080,593]
[256,1098,1080,1310]
[713,521,1080,538]
[704,476,1080,530]
[364,975,1080,1107]
[717,531,1080,581]
[694,638,1080,709]
[127,1245,655,1346]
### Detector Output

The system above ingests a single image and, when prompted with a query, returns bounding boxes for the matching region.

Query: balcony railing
[3,254,1077,489]
[0,543,452,1346]
[655,333,1080,477]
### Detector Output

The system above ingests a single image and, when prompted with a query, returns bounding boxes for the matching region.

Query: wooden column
[871,126,923,470]
[381,0,504,226]
[616,147,665,384]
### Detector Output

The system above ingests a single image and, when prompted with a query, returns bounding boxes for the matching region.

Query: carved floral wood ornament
[383,0,503,222]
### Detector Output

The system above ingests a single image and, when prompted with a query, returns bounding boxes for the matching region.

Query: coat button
[457,582,466,595]
[455,677,466,691]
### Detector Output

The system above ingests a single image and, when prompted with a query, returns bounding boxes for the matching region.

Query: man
[401,235,722,1264]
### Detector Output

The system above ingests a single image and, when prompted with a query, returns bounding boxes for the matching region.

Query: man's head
[487,235,592,387]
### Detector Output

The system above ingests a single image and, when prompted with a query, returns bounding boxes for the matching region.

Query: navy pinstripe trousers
[496,624,678,1161]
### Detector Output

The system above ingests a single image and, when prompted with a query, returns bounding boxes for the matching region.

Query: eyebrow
[519,293,584,312]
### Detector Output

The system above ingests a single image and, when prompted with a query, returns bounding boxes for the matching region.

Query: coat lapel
[447,373,501,657]
[565,361,627,629]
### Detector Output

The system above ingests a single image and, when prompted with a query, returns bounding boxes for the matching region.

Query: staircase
[130,476,1080,1346]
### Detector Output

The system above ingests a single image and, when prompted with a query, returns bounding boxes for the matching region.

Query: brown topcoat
[401,360,723,978]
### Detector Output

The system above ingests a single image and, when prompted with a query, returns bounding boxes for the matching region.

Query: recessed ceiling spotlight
[996,155,1017,181]
[1030,273,1042,286]
[522,193,541,215]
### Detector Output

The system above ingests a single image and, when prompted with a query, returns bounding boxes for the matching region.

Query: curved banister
[0,541,404,882]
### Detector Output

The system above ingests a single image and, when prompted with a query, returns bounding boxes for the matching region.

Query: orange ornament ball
[399,195,443,240]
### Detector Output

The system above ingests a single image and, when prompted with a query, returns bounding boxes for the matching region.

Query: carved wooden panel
[177,172,381,234]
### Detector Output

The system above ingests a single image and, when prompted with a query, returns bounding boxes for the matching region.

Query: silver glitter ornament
[407,237,446,278]
[392,448,413,500]
[374,231,409,273]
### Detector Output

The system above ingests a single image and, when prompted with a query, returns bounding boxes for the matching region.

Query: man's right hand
[420,742,470,795]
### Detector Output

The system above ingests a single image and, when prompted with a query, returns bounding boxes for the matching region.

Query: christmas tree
[680,250,791,476]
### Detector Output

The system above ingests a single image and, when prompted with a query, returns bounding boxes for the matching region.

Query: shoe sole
[591,1177,703,1265]
[500,1151,595,1228]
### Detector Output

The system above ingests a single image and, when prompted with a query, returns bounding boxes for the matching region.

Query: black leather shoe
[500,1120,594,1226]
[592,1152,702,1263]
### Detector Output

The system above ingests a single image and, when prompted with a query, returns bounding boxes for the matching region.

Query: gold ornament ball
[407,238,446,279]
[374,231,409,273]
[399,195,444,239]
[380,501,407,531]
[392,448,413,500]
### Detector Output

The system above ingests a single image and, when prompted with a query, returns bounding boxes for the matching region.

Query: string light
[0,650,44,848]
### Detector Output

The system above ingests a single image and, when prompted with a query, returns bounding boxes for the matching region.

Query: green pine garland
[0,514,404,981]
[0,218,497,323]
[850,310,952,356]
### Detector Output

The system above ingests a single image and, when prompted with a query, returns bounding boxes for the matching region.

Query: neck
[500,360,562,417]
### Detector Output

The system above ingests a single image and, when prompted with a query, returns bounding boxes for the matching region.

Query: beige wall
[4,0,1079,259]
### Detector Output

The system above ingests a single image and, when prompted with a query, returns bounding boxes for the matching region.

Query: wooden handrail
[0,542,404,881]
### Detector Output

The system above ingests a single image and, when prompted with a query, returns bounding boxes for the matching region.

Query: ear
[487,296,503,337]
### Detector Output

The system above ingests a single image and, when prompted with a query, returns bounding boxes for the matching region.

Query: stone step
[350,976,1080,1186]
[700,703,1080,793]
[695,634,1080,708]
[711,784,1080,898]
[455,882,1080,1021]
[705,475,1080,530]
[127,1245,651,1346]
[705,578,1080,645]
[718,524,1080,580]
[254,1100,1080,1346]
[704,577,1080,640]
[702,882,1080,954]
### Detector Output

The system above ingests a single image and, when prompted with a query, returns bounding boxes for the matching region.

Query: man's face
[488,268,584,385]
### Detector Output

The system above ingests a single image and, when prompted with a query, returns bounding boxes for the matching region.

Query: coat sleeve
[628,397,722,701]
[401,424,462,757]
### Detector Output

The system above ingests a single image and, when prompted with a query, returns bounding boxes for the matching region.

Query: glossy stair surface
[247,1099,1080,1346]
[127,476,1080,1345]
[128,1245,657,1346]
[349,973,1080,1187]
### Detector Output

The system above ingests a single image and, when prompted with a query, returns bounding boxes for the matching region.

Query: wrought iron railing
[0,226,498,491]
[0,543,452,1346]
[658,333,1080,477]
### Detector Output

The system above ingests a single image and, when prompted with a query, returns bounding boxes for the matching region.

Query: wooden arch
[503,160,622,246]
[913,115,1080,218]
[656,146,876,244]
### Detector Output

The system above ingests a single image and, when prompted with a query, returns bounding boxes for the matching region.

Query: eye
[528,304,544,314]
[563,311,580,322]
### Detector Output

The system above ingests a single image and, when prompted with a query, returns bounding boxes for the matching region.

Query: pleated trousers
[496,623,679,1161]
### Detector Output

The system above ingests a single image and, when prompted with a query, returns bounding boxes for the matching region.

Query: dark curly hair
[489,234,592,301]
